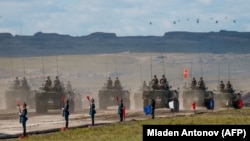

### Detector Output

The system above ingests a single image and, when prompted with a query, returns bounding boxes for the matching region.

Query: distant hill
[0,30,250,57]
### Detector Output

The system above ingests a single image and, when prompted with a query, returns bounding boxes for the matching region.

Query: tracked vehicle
[5,77,35,109]
[98,77,130,110]
[139,77,180,112]
[213,81,243,109]
[182,77,214,110]
[34,77,81,114]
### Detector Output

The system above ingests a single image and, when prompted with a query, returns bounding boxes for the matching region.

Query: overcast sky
[0,0,249,36]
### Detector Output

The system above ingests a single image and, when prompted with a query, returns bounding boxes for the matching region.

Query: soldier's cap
[91,98,95,102]
[23,103,27,106]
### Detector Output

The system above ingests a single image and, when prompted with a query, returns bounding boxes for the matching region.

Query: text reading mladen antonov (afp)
[143,125,250,140]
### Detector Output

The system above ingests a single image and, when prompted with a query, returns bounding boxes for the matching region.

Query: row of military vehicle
[5,74,243,114]
[132,74,243,112]
[5,76,82,114]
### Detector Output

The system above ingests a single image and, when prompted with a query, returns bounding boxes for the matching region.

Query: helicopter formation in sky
[172,17,236,25]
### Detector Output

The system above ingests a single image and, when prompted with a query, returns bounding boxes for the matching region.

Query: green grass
[12,108,250,141]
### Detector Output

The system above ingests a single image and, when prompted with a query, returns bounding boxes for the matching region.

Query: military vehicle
[98,77,130,110]
[138,77,180,112]
[213,81,243,109]
[34,78,81,114]
[5,77,35,109]
[182,77,214,110]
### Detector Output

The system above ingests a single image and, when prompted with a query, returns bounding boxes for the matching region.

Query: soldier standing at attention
[89,98,96,126]
[62,99,70,129]
[150,98,155,119]
[118,99,124,122]
[19,103,28,137]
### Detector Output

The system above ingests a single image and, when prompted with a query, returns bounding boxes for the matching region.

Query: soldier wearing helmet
[14,76,20,89]
[45,76,52,87]
[21,77,29,89]
[54,76,61,91]
[226,81,233,92]
[44,76,52,91]
[152,75,159,90]
[114,77,121,89]
[107,77,113,89]
[160,75,168,90]
[219,81,225,91]
[198,77,205,90]
[191,77,197,89]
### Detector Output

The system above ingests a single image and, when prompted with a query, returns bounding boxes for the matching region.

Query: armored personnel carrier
[139,76,180,112]
[34,77,80,114]
[98,77,130,110]
[213,81,243,109]
[182,77,214,110]
[5,77,35,109]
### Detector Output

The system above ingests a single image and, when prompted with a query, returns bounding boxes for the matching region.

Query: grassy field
[11,108,250,141]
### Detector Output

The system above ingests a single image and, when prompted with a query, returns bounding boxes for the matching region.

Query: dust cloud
[1,53,250,111]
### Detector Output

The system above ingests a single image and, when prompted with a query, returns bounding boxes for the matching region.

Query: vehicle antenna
[105,55,108,80]
[41,56,46,82]
[190,59,193,80]
[56,55,58,76]
[150,52,152,81]
[140,63,142,84]
[200,59,203,78]
[11,58,14,77]
[22,58,25,77]
[162,53,166,76]
[114,55,118,78]
[218,62,221,83]
[228,63,230,81]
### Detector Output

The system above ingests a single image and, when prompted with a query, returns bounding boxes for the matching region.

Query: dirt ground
[0,107,198,140]
[1,52,250,139]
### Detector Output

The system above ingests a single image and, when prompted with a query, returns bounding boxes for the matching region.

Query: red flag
[61,96,64,102]
[86,96,90,101]
[116,96,119,101]
[17,100,20,106]
[192,102,196,110]
[238,99,243,108]
[183,68,188,79]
